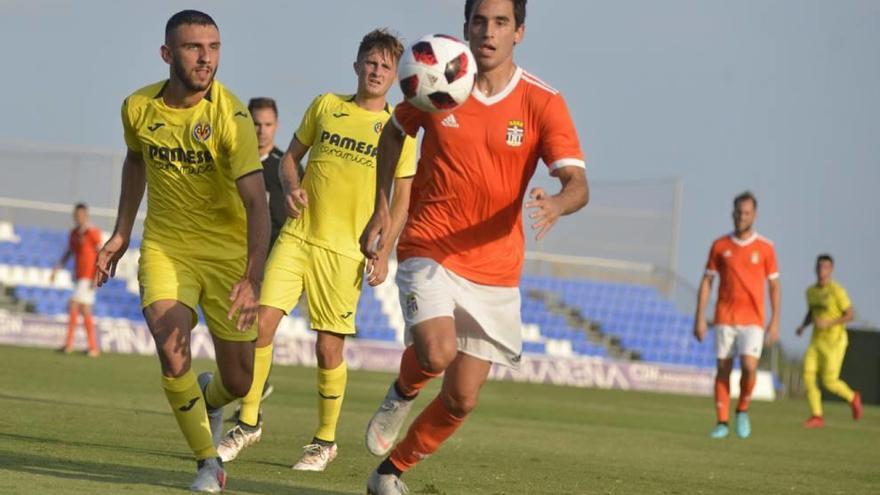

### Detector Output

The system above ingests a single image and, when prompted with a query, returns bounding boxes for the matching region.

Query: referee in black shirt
[248,97,304,249]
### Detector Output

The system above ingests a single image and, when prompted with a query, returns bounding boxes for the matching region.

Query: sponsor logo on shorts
[405,293,418,318]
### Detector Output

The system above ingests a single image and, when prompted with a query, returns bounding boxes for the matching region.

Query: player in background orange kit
[359,1,589,493]
[694,191,780,439]
[51,203,102,357]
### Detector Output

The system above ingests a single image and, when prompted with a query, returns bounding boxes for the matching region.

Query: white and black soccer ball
[398,34,476,113]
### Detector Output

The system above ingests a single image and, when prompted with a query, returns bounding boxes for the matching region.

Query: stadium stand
[0,221,714,368]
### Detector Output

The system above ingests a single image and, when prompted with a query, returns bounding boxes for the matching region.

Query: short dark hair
[465,0,527,27]
[357,28,405,62]
[248,97,278,117]
[165,10,217,43]
[817,253,834,265]
[74,203,87,211]
[733,191,757,209]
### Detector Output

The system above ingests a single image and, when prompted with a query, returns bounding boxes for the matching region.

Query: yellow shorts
[138,247,257,342]
[260,233,364,335]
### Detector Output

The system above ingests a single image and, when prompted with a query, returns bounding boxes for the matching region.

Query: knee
[256,308,281,346]
[803,370,818,384]
[315,335,345,369]
[418,345,457,374]
[820,374,838,388]
[442,389,479,418]
[715,362,733,379]
[161,362,191,379]
[222,372,253,398]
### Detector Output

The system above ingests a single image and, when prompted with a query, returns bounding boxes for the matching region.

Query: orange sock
[397,346,442,397]
[737,373,756,412]
[389,395,465,472]
[83,312,98,352]
[715,376,730,423]
[65,305,79,349]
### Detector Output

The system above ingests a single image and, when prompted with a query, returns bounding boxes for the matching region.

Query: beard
[172,59,216,92]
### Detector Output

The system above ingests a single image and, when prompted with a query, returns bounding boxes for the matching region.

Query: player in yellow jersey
[215,29,417,470]
[95,10,269,493]
[796,254,863,428]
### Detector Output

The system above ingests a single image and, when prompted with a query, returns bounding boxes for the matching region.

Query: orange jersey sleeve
[538,92,585,175]
[705,239,721,276]
[763,242,779,280]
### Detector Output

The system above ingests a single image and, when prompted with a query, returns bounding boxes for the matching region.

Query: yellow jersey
[121,80,262,260]
[806,281,852,345]
[283,93,417,260]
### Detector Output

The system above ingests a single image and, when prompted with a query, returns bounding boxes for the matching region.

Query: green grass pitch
[0,345,877,494]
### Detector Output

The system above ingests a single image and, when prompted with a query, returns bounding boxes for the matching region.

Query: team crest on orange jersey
[192,122,212,142]
[751,251,760,264]
[506,120,524,147]
[374,121,384,134]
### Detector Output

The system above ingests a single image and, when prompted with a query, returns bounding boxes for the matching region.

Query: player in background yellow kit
[96,10,269,492]
[797,254,863,428]
[215,29,417,471]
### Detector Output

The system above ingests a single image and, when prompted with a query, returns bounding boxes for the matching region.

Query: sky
[0,0,877,356]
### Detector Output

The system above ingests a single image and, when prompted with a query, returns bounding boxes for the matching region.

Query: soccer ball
[398,34,476,113]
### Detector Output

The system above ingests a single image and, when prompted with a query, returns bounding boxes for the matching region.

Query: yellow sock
[204,370,236,410]
[804,369,823,417]
[239,344,273,427]
[161,371,217,460]
[315,361,347,443]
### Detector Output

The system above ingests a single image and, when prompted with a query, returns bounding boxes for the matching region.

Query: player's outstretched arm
[525,166,588,241]
[366,176,413,286]
[228,172,270,331]
[279,135,309,218]
[693,274,713,342]
[95,149,146,287]
[360,124,405,260]
[766,278,781,345]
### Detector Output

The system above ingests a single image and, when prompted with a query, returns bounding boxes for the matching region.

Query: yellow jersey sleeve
[219,99,261,180]
[121,97,142,152]
[394,135,418,178]
[294,94,326,146]
[832,283,852,313]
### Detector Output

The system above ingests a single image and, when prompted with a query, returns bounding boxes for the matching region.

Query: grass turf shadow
[0,449,351,494]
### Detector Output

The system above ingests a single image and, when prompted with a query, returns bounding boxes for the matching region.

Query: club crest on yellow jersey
[192,122,212,142]
[374,121,384,134]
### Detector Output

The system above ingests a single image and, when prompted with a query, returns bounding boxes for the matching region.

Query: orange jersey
[705,233,779,326]
[392,67,585,286]
[69,225,102,280]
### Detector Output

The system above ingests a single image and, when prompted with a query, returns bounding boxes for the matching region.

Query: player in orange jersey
[694,191,780,439]
[51,203,102,357]
[359,1,589,493]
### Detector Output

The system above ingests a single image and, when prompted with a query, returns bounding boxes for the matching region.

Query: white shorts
[714,325,764,359]
[71,278,96,306]
[396,257,522,368]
